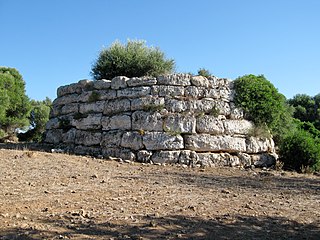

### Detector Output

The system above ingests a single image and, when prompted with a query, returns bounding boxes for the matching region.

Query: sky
[0,0,319,101]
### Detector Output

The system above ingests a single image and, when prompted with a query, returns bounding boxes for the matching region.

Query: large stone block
[157,85,185,97]
[137,150,153,163]
[75,130,101,146]
[93,79,111,90]
[157,74,191,86]
[60,103,79,115]
[143,132,184,150]
[52,94,78,106]
[190,76,212,88]
[252,153,277,167]
[101,114,131,131]
[104,99,131,115]
[74,145,101,157]
[229,102,244,120]
[111,76,129,89]
[72,113,102,130]
[62,128,77,144]
[101,130,123,148]
[197,153,222,167]
[224,120,253,136]
[44,129,63,144]
[57,83,82,97]
[121,131,144,150]
[178,150,198,165]
[45,117,60,130]
[165,99,189,113]
[78,90,116,103]
[127,77,157,87]
[102,148,136,161]
[246,137,275,153]
[131,96,165,111]
[184,134,246,152]
[196,115,224,134]
[117,86,151,98]
[151,151,180,164]
[164,113,196,134]
[79,101,105,114]
[132,111,163,131]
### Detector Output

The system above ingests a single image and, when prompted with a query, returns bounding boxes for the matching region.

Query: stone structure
[44,74,277,167]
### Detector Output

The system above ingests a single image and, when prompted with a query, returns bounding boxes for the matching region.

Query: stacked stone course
[44,74,277,167]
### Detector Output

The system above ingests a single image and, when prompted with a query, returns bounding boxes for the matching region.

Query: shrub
[197,68,211,78]
[91,40,175,80]
[279,128,320,172]
[234,74,293,142]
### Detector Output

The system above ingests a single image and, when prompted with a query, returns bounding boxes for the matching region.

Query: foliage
[18,98,52,142]
[0,67,31,135]
[197,68,211,78]
[233,74,293,142]
[279,127,320,172]
[91,40,175,80]
[287,93,320,130]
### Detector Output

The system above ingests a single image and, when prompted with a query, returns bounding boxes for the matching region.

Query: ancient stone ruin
[44,74,277,167]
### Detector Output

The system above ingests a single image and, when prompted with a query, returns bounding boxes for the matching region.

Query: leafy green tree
[0,67,31,135]
[18,98,52,142]
[91,40,175,80]
[197,68,211,78]
[233,74,293,142]
[288,93,320,130]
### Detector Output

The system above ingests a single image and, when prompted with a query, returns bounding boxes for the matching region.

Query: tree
[0,67,31,135]
[18,98,52,142]
[288,93,320,130]
[91,40,175,80]
[233,74,293,142]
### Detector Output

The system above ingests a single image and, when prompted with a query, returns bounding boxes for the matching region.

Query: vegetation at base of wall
[233,74,294,143]
[91,39,175,80]
[197,68,212,78]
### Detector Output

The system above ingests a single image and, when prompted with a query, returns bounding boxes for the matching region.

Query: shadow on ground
[1,214,319,240]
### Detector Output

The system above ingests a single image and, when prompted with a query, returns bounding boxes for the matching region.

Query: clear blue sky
[1,0,319,101]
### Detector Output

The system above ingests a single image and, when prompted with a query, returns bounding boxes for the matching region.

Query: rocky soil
[0,148,319,239]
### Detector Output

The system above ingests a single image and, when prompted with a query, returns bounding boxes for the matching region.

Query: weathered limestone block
[251,153,277,167]
[224,120,253,136]
[131,96,165,111]
[102,148,136,161]
[156,85,185,97]
[127,77,157,87]
[52,94,78,106]
[45,117,60,130]
[117,86,151,98]
[229,102,244,120]
[49,105,61,118]
[165,99,189,113]
[190,76,212,88]
[213,100,231,116]
[221,153,241,167]
[143,132,184,150]
[196,115,224,134]
[111,76,129,89]
[121,131,144,150]
[75,130,101,146]
[61,103,79,115]
[137,150,153,163]
[185,134,246,152]
[188,98,219,114]
[179,150,198,165]
[72,113,102,130]
[78,90,116,103]
[78,79,93,90]
[79,101,105,114]
[219,87,232,101]
[157,74,191,86]
[101,130,123,148]
[246,137,275,153]
[57,83,82,97]
[237,152,252,166]
[151,151,180,164]
[132,111,163,131]
[101,114,131,131]
[44,129,63,144]
[62,128,77,144]
[164,114,196,134]
[104,99,131,115]
[184,86,201,98]
[93,79,111,90]
[197,153,222,167]
[74,146,101,157]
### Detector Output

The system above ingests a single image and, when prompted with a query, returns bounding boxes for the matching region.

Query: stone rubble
[45,74,277,167]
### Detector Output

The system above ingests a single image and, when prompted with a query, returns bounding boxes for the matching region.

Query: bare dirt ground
[0,147,319,240]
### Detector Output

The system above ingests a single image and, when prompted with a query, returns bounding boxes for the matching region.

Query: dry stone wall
[44,74,277,167]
